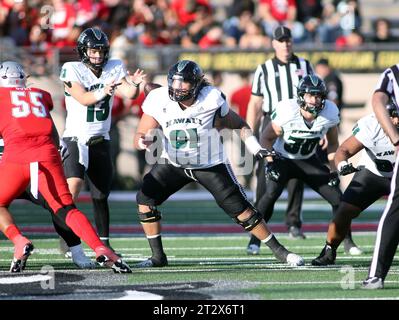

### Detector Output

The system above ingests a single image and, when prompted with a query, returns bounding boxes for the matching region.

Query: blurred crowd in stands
[1,0,398,58]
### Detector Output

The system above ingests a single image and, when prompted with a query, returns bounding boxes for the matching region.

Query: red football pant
[0,160,103,250]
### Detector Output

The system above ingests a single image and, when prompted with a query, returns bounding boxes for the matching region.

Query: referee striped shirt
[375,64,399,107]
[251,54,314,114]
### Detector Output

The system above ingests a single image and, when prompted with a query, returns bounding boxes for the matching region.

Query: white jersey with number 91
[271,98,340,159]
[142,86,229,169]
[59,59,126,142]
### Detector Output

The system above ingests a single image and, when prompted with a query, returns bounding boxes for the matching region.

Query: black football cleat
[96,255,132,273]
[95,246,132,273]
[135,255,168,268]
[10,242,34,273]
[312,244,336,266]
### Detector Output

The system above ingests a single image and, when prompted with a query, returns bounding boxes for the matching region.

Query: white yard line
[0,244,381,253]
[0,232,379,242]
[0,275,52,284]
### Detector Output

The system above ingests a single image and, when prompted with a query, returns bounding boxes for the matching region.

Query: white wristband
[337,161,349,171]
[93,88,106,102]
[244,136,262,155]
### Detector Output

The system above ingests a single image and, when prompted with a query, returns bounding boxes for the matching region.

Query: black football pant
[255,114,304,229]
[17,190,81,247]
[63,138,113,239]
[257,155,341,224]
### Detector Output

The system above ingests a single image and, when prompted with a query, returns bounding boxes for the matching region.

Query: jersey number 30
[11,91,48,118]
[284,136,320,156]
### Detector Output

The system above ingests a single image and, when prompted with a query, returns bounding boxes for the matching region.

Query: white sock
[261,233,274,244]
[147,234,161,239]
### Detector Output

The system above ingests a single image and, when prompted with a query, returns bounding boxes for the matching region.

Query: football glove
[338,163,360,176]
[255,148,276,160]
[59,139,69,161]
[328,171,340,187]
[265,160,281,182]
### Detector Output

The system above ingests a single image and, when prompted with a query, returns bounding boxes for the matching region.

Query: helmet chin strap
[179,94,196,107]
[86,62,103,76]
[303,104,320,117]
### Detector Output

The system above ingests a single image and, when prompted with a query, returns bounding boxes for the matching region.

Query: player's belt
[64,136,105,146]
[86,136,105,146]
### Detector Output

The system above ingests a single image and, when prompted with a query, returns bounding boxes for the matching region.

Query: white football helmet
[0,61,27,87]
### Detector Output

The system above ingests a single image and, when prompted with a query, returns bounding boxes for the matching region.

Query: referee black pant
[255,114,304,229]
[368,159,399,281]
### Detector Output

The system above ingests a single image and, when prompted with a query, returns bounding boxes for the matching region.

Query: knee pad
[137,206,162,224]
[233,209,263,231]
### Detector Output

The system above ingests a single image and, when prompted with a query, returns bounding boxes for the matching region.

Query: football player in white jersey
[312,101,399,266]
[59,27,146,252]
[133,60,304,268]
[253,75,343,248]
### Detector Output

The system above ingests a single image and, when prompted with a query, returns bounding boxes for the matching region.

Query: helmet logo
[309,74,319,87]
[177,60,189,73]
[92,28,102,41]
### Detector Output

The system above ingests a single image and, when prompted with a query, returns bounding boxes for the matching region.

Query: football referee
[245,26,314,254]
[362,63,399,289]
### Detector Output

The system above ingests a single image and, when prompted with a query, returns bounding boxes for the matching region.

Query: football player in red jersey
[0,139,96,269]
[0,61,131,273]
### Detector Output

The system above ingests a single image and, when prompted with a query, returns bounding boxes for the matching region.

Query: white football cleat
[286,253,305,266]
[362,277,384,289]
[348,246,363,256]
[246,244,260,255]
[344,238,363,256]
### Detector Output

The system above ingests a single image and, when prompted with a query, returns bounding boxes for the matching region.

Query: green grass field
[1,198,397,300]
[1,234,399,300]
[4,197,386,226]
